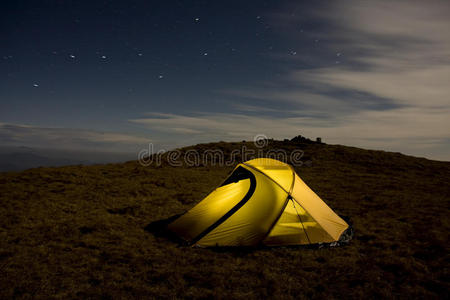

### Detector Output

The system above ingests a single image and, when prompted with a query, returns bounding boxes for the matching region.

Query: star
[203,52,208,56]
[158,75,164,79]
[194,17,200,22]
[138,53,143,56]
[101,55,107,59]
[69,54,76,59]
[33,83,39,87]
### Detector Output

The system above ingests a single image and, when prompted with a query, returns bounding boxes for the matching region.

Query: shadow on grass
[144,214,187,245]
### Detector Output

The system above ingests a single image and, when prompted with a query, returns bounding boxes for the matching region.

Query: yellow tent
[169,158,349,247]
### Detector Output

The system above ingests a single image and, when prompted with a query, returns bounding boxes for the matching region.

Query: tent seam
[241,162,291,194]
[241,162,295,245]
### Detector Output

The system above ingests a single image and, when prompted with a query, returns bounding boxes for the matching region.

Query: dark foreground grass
[0,141,449,299]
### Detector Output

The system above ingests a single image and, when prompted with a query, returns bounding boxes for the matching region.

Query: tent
[168,158,349,247]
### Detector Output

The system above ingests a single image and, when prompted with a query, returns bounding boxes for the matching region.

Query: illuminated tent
[168,158,349,247]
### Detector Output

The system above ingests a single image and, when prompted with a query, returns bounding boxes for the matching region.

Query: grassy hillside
[0,140,449,299]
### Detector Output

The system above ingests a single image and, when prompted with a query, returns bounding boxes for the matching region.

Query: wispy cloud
[129,108,450,160]
[277,0,450,109]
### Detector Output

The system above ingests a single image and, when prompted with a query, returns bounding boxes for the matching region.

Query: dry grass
[0,141,449,299]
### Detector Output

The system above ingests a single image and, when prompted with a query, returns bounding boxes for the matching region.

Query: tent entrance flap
[190,167,257,244]
[168,166,256,244]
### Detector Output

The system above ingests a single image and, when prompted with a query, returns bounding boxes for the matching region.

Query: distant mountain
[0,151,77,171]
[0,146,136,172]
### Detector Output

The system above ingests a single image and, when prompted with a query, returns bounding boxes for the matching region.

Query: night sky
[1,0,450,160]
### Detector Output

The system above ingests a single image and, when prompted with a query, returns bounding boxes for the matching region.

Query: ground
[0,140,449,299]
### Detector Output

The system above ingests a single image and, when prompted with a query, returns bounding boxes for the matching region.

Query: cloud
[129,107,450,160]
[0,123,151,153]
[130,112,313,140]
[281,0,450,108]
[130,0,450,160]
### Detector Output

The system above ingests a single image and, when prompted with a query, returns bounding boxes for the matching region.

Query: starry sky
[1,0,450,160]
